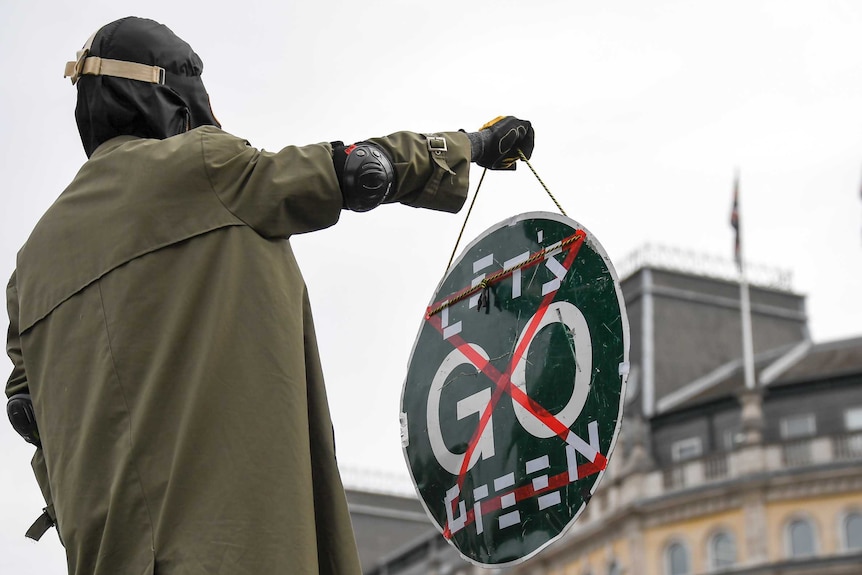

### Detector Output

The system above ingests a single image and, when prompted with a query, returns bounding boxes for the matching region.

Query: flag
[730,172,741,270]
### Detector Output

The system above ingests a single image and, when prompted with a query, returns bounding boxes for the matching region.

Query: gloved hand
[467,116,535,170]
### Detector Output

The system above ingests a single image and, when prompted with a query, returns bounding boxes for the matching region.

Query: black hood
[75,17,220,157]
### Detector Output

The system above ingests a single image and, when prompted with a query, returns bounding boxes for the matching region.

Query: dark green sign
[400,212,629,567]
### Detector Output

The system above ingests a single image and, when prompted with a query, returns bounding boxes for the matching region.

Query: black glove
[467,116,535,170]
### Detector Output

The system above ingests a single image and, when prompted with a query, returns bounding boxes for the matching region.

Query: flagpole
[739,261,756,390]
[732,171,756,390]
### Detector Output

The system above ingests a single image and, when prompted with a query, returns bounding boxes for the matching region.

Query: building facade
[356,249,862,575]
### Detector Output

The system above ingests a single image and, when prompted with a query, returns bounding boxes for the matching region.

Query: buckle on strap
[427,135,448,154]
[64,47,89,85]
[424,134,455,177]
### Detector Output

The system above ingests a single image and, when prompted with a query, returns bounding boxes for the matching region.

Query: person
[5,16,534,575]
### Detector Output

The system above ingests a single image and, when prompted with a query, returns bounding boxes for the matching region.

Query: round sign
[400,212,629,567]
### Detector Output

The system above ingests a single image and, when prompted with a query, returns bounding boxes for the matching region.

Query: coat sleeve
[6,270,27,398]
[369,131,471,213]
[200,127,471,239]
[6,271,57,541]
[201,128,344,239]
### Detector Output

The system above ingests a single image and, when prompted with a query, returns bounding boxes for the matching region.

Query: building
[353,246,862,575]
[345,485,436,574]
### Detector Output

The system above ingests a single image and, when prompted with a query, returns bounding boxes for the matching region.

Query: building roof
[656,336,862,414]
[345,488,436,573]
[769,335,862,385]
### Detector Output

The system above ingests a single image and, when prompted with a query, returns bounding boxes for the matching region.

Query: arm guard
[331,142,396,212]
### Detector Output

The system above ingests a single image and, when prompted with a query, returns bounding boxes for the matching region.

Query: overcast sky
[3,1,862,572]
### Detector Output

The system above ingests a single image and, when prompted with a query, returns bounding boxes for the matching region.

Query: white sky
[2,1,862,572]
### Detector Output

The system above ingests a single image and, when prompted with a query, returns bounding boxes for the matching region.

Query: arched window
[607,559,621,575]
[709,531,736,569]
[665,541,690,575]
[845,512,862,551]
[787,518,817,558]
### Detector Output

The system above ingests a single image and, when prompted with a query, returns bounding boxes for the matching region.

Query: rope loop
[517,150,567,217]
[444,148,567,275]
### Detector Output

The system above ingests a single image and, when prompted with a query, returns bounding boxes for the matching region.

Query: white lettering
[441,306,462,340]
[444,484,467,534]
[511,301,593,438]
[473,484,489,534]
[456,388,495,464]
[565,420,601,463]
[541,253,569,296]
[503,251,530,298]
[427,346,495,475]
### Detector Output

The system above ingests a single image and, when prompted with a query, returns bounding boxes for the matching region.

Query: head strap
[63,30,165,85]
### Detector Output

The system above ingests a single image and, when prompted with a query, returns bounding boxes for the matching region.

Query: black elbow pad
[7,394,41,447]
[331,141,396,212]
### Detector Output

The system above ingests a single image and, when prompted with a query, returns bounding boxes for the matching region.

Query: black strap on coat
[25,504,56,541]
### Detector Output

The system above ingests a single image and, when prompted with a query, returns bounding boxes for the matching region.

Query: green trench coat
[6,126,470,575]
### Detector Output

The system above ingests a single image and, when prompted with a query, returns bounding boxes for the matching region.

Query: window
[845,512,862,551]
[607,560,621,575]
[665,542,690,575]
[722,429,741,450]
[709,531,736,569]
[845,408,862,431]
[787,518,817,558]
[781,414,816,439]
[671,437,703,462]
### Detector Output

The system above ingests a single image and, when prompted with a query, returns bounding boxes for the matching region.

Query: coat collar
[90,135,141,158]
